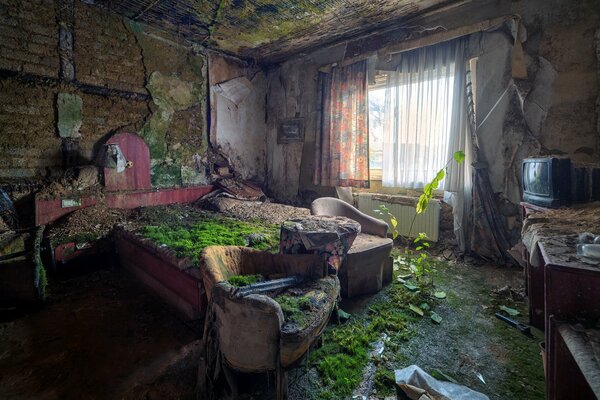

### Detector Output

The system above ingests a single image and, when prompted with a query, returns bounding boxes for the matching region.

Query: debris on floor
[46,204,131,245]
[395,365,489,400]
[196,195,311,224]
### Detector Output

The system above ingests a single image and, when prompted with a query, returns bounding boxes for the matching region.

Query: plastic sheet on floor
[395,365,489,400]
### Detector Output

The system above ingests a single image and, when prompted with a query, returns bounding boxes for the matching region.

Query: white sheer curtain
[381,39,472,251]
[382,40,466,191]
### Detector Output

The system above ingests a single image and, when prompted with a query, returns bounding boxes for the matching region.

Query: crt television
[522,157,571,208]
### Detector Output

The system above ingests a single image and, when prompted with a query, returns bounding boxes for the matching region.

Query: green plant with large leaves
[376,150,465,285]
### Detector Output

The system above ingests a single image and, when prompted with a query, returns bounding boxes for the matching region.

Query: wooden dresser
[520,202,600,399]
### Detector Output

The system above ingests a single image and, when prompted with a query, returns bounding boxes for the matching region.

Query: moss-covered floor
[276,252,545,400]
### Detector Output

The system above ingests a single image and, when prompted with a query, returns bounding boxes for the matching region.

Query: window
[368,41,466,191]
[368,79,386,181]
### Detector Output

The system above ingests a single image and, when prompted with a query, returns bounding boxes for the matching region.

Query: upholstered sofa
[311,197,394,298]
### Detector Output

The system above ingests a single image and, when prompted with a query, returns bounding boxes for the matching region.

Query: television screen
[523,161,550,196]
[522,157,572,208]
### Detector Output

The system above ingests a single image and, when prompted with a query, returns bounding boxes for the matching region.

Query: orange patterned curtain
[314,60,369,188]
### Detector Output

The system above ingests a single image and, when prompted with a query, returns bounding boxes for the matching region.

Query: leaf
[434,291,447,299]
[377,205,390,213]
[398,273,412,280]
[453,150,466,163]
[435,169,445,182]
[430,312,443,324]
[420,302,430,311]
[337,309,352,322]
[409,304,424,316]
[416,246,423,251]
[500,305,520,316]
[416,197,428,214]
[431,369,457,383]
[404,282,419,291]
[390,218,398,228]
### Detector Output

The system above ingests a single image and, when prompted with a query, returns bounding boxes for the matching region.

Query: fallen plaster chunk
[212,76,252,106]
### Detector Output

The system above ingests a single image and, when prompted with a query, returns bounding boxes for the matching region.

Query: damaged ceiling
[88,0,460,62]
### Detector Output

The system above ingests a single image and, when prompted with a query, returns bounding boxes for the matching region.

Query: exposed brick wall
[0,0,208,186]
[79,92,149,160]
[0,0,60,78]
[0,80,60,179]
[74,2,146,93]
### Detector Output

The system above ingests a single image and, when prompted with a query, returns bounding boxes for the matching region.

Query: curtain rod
[319,14,520,73]
[385,14,520,56]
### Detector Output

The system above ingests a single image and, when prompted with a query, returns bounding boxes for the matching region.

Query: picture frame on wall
[278,118,304,144]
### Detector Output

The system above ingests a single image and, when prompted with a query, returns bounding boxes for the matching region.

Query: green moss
[57,93,82,138]
[150,162,182,187]
[139,110,172,159]
[374,368,395,396]
[208,0,330,51]
[139,70,207,187]
[489,296,545,399]
[275,294,311,325]
[142,216,279,265]
[228,274,263,287]
[310,271,427,398]
[36,262,47,299]
[34,226,48,300]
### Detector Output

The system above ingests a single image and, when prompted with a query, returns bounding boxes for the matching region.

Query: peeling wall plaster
[208,53,267,184]
[0,0,211,188]
[132,26,209,187]
[265,0,600,239]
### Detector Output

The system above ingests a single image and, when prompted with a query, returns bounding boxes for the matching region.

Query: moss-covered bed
[47,204,281,265]
[142,217,279,265]
[132,205,280,265]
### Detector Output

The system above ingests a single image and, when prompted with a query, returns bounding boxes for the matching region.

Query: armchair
[311,197,394,297]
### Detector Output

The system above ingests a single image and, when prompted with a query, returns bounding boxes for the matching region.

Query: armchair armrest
[310,197,389,238]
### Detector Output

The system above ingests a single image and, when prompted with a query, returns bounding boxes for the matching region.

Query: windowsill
[354,180,444,197]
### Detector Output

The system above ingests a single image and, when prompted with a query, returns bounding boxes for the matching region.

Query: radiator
[356,193,440,242]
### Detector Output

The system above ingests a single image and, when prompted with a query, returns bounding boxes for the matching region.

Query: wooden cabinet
[520,202,600,399]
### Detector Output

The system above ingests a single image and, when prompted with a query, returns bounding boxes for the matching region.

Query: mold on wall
[138,70,207,187]
[266,0,599,237]
[0,0,209,189]
[56,93,82,139]
[132,24,209,187]
[265,44,346,203]
[533,0,600,159]
[208,52,267,183]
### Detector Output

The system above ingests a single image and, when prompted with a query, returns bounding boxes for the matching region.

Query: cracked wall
[266,0,600,240]
[132,24,208,187]
[0,0,208,188]
[209,52,267,184]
